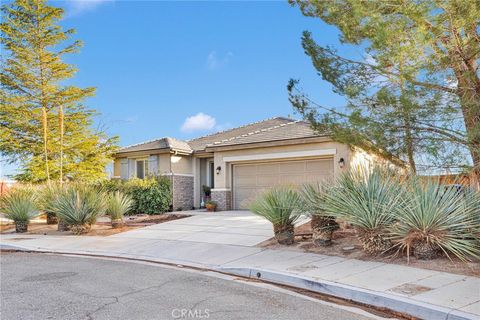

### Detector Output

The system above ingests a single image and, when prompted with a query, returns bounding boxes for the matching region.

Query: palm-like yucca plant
[54,185,106,235]
[300,182,339,246]
[250,186,303,245]
[106,191,133,228]
[38,183,63,225]
[0,187,39,233]
[321,166,406,255]
[390,180,480,262]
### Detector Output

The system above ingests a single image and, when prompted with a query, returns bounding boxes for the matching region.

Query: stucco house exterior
[113,117,388,211]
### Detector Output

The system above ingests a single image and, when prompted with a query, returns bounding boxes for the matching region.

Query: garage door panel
[306,159,333,171]
[305,174,331,183]
[279,161,305,173]
[233,158,334,209]
[256,163,279,174]
[279,174,306,185]
[234,165,257,175]
[257,175,279,186]
[235,175,257,187]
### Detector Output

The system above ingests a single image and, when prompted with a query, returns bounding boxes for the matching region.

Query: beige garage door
[233,158,334,210]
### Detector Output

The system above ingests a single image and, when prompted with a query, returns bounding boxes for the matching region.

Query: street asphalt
[0,252,384,320]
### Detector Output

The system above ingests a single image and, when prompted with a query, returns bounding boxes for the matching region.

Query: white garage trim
[223,149,336,163]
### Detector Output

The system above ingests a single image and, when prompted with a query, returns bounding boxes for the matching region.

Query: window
[208,161,215,188]
[136,159,148,179]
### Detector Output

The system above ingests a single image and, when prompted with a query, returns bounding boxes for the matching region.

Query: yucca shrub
[321,167,405,255]
[390,180,480,261]
[107,191,133,228]
[38,183,63,225]
[250,187,303,245]
[300,183,339,246]
[54,185,106,235]
[0,187,39,233]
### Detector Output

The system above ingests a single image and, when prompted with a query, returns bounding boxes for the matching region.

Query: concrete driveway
[110,211,274,247]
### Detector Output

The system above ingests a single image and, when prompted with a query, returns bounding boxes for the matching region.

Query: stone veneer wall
[166,174,194,211]
[211,189,232,211]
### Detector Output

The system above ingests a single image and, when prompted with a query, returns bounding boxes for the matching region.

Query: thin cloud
[65,0,113,17]
[181,113,216,133]
[207,51,233,70]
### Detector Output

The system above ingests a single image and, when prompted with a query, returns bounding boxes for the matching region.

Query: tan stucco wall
[350,147,405,172]
[170,155,193,174]
[158,154,171,174]
[212,141,352,189]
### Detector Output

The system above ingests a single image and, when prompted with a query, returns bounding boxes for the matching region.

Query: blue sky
[2,0,353,178]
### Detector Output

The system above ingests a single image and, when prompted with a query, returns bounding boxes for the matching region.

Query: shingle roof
[117,137,192,154]
[115,117,325,155]
[187,117,295,151]
[204,119,322,148]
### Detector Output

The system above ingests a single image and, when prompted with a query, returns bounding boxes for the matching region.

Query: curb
[217,267,477,320]
[1,245,477,320]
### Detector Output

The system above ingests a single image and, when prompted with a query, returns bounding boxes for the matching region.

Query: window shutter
[128,159,135,179]
[120,159,128,180]
[148,155,158,176]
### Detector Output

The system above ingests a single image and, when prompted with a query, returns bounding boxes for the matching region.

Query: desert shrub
[107,191,134,220]
[300,182,339,246]
[250,186,303,245]
[54,185,106,234]
[321,166,406,255]
[37,183,64,224]
[99,179,124,193]
[0,187,39,223]
[98,176,171,215]
[389,179,480,261]
[124,177,171,214]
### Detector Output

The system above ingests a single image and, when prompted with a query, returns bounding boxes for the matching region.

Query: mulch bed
[258,222,480,278]
[0,213,191,237]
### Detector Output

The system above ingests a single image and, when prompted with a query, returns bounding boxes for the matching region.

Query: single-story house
[113,116,387,211]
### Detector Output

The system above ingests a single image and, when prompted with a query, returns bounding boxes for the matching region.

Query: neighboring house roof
[115,117,324,156]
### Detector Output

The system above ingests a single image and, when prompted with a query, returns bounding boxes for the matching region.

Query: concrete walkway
[1,212,479,320]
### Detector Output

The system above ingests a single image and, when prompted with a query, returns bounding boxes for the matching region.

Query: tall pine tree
[289,0,479,182]
[1,0,118,183]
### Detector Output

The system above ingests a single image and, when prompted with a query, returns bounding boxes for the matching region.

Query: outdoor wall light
[216,166,222,175]
[338,158,345,168]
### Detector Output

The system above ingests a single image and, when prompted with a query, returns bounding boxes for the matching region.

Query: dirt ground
[258,222,480,278]
[0,214,190,237]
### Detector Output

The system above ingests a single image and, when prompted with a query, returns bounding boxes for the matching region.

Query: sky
[1,0,355,178]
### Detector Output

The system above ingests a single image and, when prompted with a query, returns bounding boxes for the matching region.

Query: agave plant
[250,186,303,245]
[300,182,339,246]
[0,187,39,233]
[54,185,106,235]
[106,191,133,228]
[390,179,480,262]
[321,166,406,255]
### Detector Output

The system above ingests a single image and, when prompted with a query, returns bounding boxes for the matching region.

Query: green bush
[99,177,171,215]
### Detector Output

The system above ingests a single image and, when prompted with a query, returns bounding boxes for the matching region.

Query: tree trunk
[59,105,64,185]
[41,107,50,183]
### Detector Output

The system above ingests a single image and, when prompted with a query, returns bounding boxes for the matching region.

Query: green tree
[289,0,479,180]
[0,0,118,183]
